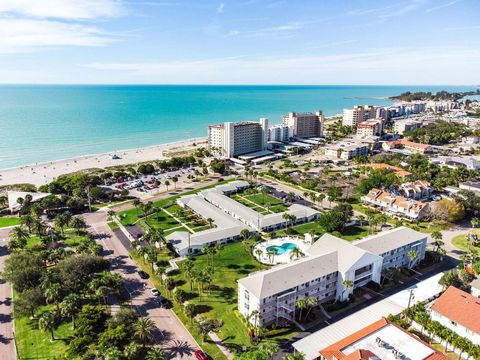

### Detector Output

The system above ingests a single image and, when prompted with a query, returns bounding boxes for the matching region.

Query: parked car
[150,288,160,296]
[138,270,149,279]
[194,350,208,360]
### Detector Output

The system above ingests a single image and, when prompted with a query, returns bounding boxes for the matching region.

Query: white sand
[0,137,207,187]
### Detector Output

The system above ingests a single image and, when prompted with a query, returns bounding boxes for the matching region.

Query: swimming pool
[266,242,297,255]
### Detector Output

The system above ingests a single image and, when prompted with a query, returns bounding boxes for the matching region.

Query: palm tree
[133,198,141,218]
[305,296,318,320]
[172,176,178,189]
[471,217,479,229]
[255,248,263,260]
[240,229,250,253]
[8,226,29,251]
[38,310,57,341]
[184,303,195,323]
[295,298,307,321]
[20,214,35,234]
[123,342,140,360]
[258,341,278,359]
[70,216,87,234]
[206,217,214,228]
[60,294,81,329]
[284,354,305,360]
[146,347,165,360]
[341,279,354,301]
[407,250,418,269]
[45,283,63,313]
[357,215,365,226]
[164,180,170,191]
[267,249,275,264]
[134,317,156,348]
[289,247,304,261]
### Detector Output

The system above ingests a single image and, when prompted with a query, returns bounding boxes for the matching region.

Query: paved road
[84,211,199,359]
[0,227,16,360]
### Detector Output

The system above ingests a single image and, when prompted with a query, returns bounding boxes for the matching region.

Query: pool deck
[253,236,311,264]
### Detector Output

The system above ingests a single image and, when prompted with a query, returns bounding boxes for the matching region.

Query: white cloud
[0,0,124,53]
[0,0,124,19]
[216,3,224,14]
[0,18,116,53]
[83,46,480,85]
[425,0,462,13]
[224,21,304,38]
[349,0,426,19]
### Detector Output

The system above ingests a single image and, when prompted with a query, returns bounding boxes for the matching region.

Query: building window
[451,321,457,326]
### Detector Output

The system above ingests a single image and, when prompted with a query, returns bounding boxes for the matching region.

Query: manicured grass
[340,225,370,241]
[451,229,480,251]
[244,193,289,213]
[107,221,119,231]
[131,242,282,357]
[0,216,20,228]
[14,292,73,359]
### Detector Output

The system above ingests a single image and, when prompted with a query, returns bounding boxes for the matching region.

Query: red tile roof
[431,286,480,334]
[319,318,448,360]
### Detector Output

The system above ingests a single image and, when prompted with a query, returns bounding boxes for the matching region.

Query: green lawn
[451,230,480,251]
[0,216,20,228]
[14,292,73,359]
[107,221,119,231]
[243,193,289,213]
[130,242,290,357]
[275,222,369,241]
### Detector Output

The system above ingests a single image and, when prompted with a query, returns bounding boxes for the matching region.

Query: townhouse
[363,189,429,220]
[238,227,427,326]
[382,138,433,155]
[399,180,433,200]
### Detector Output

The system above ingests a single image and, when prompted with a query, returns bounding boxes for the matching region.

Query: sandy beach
[0,137,207,187]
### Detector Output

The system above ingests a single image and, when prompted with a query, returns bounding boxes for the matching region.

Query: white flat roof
[343,323,434,360]
[238,150,274,160]
[293,272,444,360]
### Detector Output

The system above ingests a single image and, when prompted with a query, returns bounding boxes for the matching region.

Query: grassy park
[451,229,480,251]
[0,216,21,228]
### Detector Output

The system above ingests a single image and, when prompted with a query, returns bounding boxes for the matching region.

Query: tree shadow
[193,304,212,315]
[164,339,195,359]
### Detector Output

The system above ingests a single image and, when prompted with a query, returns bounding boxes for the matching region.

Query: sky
[0,0,479,85]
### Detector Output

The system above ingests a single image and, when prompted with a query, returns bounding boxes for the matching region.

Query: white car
[150,288,160,296]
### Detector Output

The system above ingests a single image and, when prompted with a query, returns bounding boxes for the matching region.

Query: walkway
[161,207,195,233]
[208,332,234,360]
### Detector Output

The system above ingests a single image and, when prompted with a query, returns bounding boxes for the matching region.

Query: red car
[194,350,208,360]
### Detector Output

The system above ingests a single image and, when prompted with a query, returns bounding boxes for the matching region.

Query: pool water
[266,243,298,255]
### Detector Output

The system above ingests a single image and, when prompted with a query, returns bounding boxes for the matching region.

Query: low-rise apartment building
[238,227,427,326]
[430,286,480,345]
[392,119,422,135]
[282,111,324,138]
[363,189,429,220]
[166,181,320,255]
[324,142,369,160]
[356,118,383,137]
[382,138,433,155]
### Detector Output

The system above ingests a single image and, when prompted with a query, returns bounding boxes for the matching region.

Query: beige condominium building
[282,111,324,138]
[343,105,376,127]
[356,118,384,137]
[238,227,427,327]
[208,118,268,158]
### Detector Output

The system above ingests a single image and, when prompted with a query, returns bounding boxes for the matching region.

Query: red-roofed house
[319,317,448,360]
[382,138,433,154]
[430,286,480,344]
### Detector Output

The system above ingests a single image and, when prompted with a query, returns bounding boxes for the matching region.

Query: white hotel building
[208,118,269,158]
[238,227,427,326]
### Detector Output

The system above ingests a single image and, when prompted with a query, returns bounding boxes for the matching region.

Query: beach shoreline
[0,137,207,187]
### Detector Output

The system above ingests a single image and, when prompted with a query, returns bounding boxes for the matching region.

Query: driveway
[84,211,199,359]
[0,227,16,360]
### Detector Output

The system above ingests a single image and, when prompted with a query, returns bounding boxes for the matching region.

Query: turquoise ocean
[0,85,475,169]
